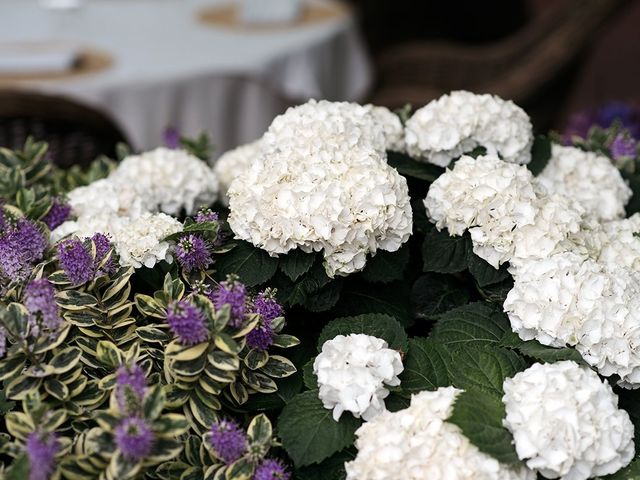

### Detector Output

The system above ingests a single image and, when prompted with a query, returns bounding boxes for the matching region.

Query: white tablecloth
[0,0,372,154]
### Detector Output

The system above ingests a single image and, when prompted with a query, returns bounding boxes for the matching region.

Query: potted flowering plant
[1,91,640,480]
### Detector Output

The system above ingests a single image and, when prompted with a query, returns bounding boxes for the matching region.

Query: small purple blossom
[92,233,116,277]
[58,238,94,285]
[564,101,640,140]
[114,417,154,461]
[210,277,247,328]
[116,363,147,412]
[209,419,247,464]
[0,218,48,282]
[42,199,71,230]
[0,205,5,232]
[175,234,212,273]
[26,431,59,480]
[166,300,209,345]
[246,320,274,351]
[195,209,219,224]
[253,458,290,480]
[163,126,181,149]
[611,134,637,161]
[24,279,62,335]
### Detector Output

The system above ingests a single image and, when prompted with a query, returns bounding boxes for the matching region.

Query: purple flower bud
[92,233,116,277]
[57,238,94,285]
[210,277,247,328]
[611,134,637,161]
[42,199,71,231]
[253,458,290,480]
[26,431,59,480]
[166,300,209,345]
[175,234,212,273]
[116,363,147,413]
[0,218,47,282]
[163,126,181,150]
[24,279,62,336]
[114,417,154,461]
[253,289,283,323]
[209,419,247,464]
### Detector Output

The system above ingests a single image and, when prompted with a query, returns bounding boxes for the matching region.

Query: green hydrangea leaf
[450,346,527,396]
[387,151,443,181]
[280,250,316,282]
[360,244,410,284]
[448,389,520,465]
[399,338,452,393]
[527,135,552,176]
[277,390,360,467]
[430,302,513,347]
[215,241,279,287]
[422,228,471,273]
[317,313,408,352]
[333,280,413,327]
[411,273,470,319]
[514,340,585,365]
[467,253,510,287]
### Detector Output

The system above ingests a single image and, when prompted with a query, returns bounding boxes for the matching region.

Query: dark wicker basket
[0,90,128,168]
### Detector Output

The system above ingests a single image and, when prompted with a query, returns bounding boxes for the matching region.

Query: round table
[0,0,372,154]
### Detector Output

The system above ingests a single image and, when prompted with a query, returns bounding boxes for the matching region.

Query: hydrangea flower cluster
[313,334,403,421]
[345,387,534,480]
[214,140,263,205]
[405,90,534,167]
[535,144,632,221]
[52,147,217,268]
[502,361,634,480]
[227,101,412,276]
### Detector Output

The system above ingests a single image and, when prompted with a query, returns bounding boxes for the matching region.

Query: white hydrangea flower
[574,267,640,388]
[503,361,634,480]
[504,252,609,348]
[345,387,534,480]
[313,334,403,421]
[405,90,533,167]
[262,99,401,157]
[66,178,146,219]
[213,140,263,205]
[228,145,412,277]
[509,193,585,270]
[109,147,219,215]
[535,144,632,221]
[573,213,640,270]
[52,212,182,269]
[366,104,405,152]
[424,154,537,268]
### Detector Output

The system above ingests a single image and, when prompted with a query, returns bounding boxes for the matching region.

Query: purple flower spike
[42,199,71,231]
[57,238,94,285]
[0,218,47,282]
[195,209,219,224]
[210,277,247,328]
[26,431,59,480]
[253,290,283,323]
[24,279,62,335]
[246,320,275,351]
[114,417,154,461]
[166,300,209,345]
[116,363,147,412]
[209,419,247,464]
[611,134,637,161]
[92,233,116,277]
[175,234,212,273]
[253,458,290,480]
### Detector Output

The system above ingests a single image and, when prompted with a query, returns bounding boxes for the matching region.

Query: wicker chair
[0,90,128,168]
[370,0,623,130]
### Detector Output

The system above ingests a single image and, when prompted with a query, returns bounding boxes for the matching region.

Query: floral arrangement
[2,90,640,480]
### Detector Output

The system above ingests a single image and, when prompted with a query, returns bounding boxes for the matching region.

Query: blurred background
[0,0,638,166]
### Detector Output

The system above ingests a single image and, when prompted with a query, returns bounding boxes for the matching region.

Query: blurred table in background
[0,0,371,154]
